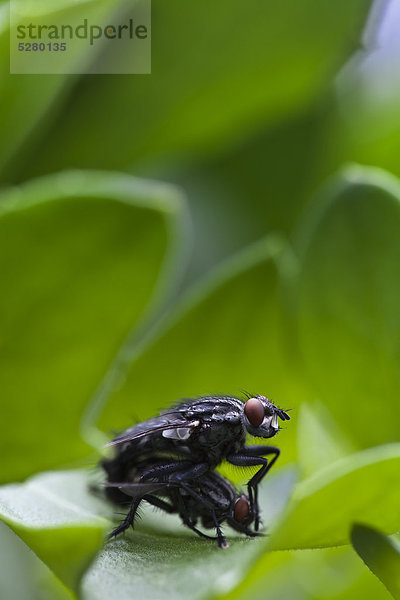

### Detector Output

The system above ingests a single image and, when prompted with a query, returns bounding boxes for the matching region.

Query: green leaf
[0,0,117,178]
[0,471,109,594]
[297,402,356,478]
[0,468,294,600]
[352,524,400,600]
[0,521,76,600]
[0,170,187,482]
[79,468,295,600]
[162,101,340,285]
[189,99,339,243]
[0,2,64,176]
[224,545,393,600]
[91,236,301,466]
[18,0,373,179]
[270,443,400,551]
[296,165,400,448]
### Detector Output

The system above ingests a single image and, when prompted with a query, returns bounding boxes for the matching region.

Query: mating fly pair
[103,459,256,549]
[101,393,290,547]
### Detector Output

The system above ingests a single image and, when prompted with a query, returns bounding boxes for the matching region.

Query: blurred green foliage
[3,0,371,180]
[296,167,400,448]
[0,171,186,482]
[2,0,400,599]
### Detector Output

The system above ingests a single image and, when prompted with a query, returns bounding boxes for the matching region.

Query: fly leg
[185,526,218,541]
[110,493,181,538]
[172,487,218,542]
[109,497,142,538]
[181,518,219,542]
[227,445,280,531]
[139,460,193,482]
[141,462,225,545]
[227,518,265,538]
[144,495,176,514]
[111,494,177,540]
[169,464,228,548]
[145,490,222,545]
[177,484,228,548]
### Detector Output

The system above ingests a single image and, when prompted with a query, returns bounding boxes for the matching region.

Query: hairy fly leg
[166,462,229,547]
[227,445,280,531]
[109,494,177,539]
[226,519,264,538]
[141,493,223,543]
[109,497,142,538]
[143,495,175,513]
[139,460,195,482]
[174,480,228,548]
[172,487,220,542]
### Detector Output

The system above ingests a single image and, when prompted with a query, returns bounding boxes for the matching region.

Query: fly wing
[104,481,170,498]
[107,395,243,448]
[106,413,200,447]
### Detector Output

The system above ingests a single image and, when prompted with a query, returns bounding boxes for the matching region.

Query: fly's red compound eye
[244,397,264,427]
[234,496,250,522]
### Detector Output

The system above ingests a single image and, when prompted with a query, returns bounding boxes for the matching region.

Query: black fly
[103,459,259,548]
[103,394,290,530]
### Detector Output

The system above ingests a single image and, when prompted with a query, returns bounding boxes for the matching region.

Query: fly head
[241,395,290,438]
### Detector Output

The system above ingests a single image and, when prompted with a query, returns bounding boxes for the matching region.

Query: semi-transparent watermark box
[10,0,151,74]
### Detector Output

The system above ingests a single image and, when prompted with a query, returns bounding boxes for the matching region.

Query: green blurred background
[2,0,400,599]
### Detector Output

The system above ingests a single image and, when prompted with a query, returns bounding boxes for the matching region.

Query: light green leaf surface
[0,471,109,593]
[352,524,400,600]
[18,0,372,179]
[0,468,295,600]
[296,165,400,448]
[223,545,393,600]
[297,402,356,479]
[80,468,296,600]
[0,521,76,600]
[92,236,302,466]
[0,170,187,482]
[271,443,400,551]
